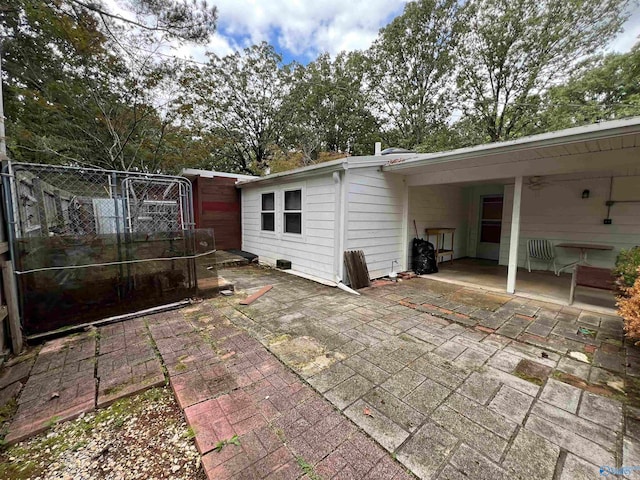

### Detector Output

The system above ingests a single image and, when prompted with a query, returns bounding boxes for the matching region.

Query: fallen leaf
[363,407,373,417]
[541,352,549,359]
[50,392,59,400]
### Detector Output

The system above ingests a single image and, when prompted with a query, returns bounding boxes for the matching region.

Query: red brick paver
[2,300,411,479]
[145,304,411,480]
[96,319,164,407]
[5,333,96,444]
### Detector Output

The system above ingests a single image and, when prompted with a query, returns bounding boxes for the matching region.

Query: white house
[237,117,640,302]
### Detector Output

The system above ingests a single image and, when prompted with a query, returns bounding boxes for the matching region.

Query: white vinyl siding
[242,175,336,282]
[346,168,406,280]
[500,174,640,270]
[407,185,469,268]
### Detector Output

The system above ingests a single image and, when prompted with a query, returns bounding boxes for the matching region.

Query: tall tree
[284,51,380,163]
[190,43,293,174]
[1,0,217,171]
[67,0,217,42]
[458,0,631,142]
[537,43,640,131]
[367,0,469,149]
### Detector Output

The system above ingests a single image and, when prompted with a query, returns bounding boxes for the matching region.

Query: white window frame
[283,186,303,236]
[260,191,276,233]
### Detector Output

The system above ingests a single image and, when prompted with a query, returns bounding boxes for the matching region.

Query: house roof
[383,116,640,173]
[235,154,418,187]
[180,168,258,181]
[235,116,640,187]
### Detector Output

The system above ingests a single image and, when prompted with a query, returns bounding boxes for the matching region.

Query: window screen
[261,192,275,231]
[284,189,302,234]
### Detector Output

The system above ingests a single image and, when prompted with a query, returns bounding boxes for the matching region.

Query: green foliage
[614,247,640,291]
[183,42,293,174]
[538,45,640,131]
[457,0,631,142]
[284,51,380,161]
[1,0,635,176]
[296,456,322,480]
[368,0,470,149]
[2,0,216,173]
[213,434,241,452]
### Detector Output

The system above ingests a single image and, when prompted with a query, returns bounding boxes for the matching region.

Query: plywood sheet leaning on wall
[344,250,371,289]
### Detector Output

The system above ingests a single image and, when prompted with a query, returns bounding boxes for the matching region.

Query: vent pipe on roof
[374,142,382,156]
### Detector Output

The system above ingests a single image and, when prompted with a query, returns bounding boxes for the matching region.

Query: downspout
[333,168,359,295]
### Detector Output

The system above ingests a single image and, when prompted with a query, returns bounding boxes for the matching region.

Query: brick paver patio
[216,266,640,479]
[1,264,639,479]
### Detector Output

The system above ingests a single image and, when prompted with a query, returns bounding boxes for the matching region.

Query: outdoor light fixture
[582,189,590,199]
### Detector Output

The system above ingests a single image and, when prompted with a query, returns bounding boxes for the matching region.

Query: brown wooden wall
[192,176,241,250]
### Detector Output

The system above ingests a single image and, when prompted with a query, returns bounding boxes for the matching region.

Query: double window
[260,189,302,235]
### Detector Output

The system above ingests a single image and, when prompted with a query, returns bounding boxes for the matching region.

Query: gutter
[331,168,359,295]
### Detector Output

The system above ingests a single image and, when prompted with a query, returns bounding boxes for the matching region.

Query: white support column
[401,178,409,271]
[507,176,523,294]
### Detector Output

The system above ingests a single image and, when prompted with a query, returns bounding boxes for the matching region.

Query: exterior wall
[500,174,640,269]
[193,176,241,250]
[241,174,336,282]
[346,168,406,280]
[407,185,469,267]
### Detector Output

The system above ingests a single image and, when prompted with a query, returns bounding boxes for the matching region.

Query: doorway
[477,195,503,261]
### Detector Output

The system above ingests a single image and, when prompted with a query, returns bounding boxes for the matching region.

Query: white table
[557,243,613,273]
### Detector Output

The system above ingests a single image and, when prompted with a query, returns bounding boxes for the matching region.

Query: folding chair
[526,239,558,275]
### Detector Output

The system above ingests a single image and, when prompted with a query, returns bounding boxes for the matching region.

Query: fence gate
[2,162,215,336]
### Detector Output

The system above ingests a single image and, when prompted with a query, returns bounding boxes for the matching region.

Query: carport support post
[507,176,523,294]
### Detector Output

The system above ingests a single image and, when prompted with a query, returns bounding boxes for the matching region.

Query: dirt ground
[0,387,206,480]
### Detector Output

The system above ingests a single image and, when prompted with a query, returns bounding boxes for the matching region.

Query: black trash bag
[412,238,438,275]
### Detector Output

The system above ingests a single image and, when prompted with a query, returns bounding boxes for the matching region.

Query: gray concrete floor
[431,258,617,313]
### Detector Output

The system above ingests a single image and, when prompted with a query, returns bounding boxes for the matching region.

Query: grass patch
[45,416,61,428]
[214,434,241,452]
[398,333,420,344]
[0,398,18,426]
[296,456,322,480]
[183,426,196,440]
[0,387,170,479]
[514,371,544,386]
[274,428,286,443]
[268,334,291,346]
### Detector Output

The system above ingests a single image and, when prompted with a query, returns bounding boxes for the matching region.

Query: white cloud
[106,0,639,63]
[171,33,238,63]
[208,0,407,59]
[608,6,640,53]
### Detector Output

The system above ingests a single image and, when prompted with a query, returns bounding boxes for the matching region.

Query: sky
[168,0,640,64]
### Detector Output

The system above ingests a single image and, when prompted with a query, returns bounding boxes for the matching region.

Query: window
[480,196,503,243]
[284,189,302,234]
[261,192,275,231]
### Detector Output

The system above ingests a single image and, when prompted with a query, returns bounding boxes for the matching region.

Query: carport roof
[382,116,640,175]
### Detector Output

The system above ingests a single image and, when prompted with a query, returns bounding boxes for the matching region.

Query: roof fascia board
[236,160,347,187]
[383,119,640,172]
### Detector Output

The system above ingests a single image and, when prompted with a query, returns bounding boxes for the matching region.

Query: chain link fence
[3,162,217,335]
